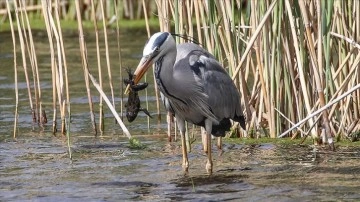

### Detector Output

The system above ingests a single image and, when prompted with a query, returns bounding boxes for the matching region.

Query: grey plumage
[132,32,246,174]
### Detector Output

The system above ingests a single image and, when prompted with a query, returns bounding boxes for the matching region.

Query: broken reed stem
[279,83,360,138]
[7,0,18,138]
[90,0,104,134]
[330,32,360,50]
[74,0,98,135]
[88,73,131,139]
[274,108,306,136]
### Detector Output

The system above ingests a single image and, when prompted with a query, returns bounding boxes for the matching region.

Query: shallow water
[1,30,360,201]
[2,135,360,201]
[0,29,164,136]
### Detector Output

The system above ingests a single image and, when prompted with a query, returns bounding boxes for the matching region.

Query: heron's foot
[182,159,189,170]
[217,143,222,150]
[168,134,172,142]
[218,149,224,157]
[205,160,213,175]
[182,161,189,174]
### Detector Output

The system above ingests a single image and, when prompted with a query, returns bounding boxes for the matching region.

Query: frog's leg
[132,83,148,91]
[139,108,152,118]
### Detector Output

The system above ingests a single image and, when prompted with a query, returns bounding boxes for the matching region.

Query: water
[2,135,360,201]
[0,29,160,136]
[1,30,360,201]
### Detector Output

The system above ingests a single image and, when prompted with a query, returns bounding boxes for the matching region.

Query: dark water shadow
[173,173,249,187]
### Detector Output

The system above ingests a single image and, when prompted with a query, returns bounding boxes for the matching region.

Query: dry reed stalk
[54,0,70,132]
[13,0,35,123]
[90,0,104,134]
[27,4,45,125]
[299,0,333,145]
[185,0,193,38]
[47,3,68,134]
[198,1,212,52]
[232,1,278,129]
[54,0,72,155]
[141,0,153,132]
[7,0,18,138]
[142,1,163,126]
[41,0,58,134]
[65,102,72,160]
[42,0,68,134]
[284,0,318,138]
[74,0,98,135]
[193,0,202,45]
[114,0,124,121]
[142,0,151,37]
[175,0,181,41]
[154,0,171,124]
[18,1,43,125]
[251,0,274,137]
[99,0,116,128]
[218,0,236,74]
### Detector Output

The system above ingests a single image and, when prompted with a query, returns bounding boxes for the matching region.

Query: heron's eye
[155,47,160,52]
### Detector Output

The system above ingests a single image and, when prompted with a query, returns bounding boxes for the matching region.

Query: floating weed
[129,137,146,150]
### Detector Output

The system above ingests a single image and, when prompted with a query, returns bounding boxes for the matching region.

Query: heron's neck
[154,47,177,95]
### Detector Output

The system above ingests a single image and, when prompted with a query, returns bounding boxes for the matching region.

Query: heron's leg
[167,112,172,142]
[205,120,213,174]
[217,137,223,156]
[201,127,207,153]
[176,117,188,173]
[181,130,189,172]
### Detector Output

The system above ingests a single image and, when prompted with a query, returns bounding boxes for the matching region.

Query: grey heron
[131,32,246,174]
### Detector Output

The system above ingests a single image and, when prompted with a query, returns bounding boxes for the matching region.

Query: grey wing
[170,48,219,124]
[192,54,244,121]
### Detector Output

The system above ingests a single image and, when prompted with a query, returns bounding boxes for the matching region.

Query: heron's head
[133,32,175,84]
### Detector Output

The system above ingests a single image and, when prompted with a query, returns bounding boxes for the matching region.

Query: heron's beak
[124,56,153,94]
[134,56,153,84]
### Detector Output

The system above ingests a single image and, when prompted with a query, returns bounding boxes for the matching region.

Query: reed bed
[153,0,360,145]
[3,0,360,147]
